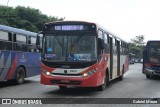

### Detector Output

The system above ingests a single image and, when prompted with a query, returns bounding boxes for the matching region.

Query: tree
[131,35,145,46]
[0,5,65,32]
[128,35,146,59]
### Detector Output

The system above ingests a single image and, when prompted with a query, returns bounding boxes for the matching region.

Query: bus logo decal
[64,70,67,74]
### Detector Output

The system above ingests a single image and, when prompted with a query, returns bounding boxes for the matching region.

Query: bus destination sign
[148,42,160,46]
[55,25,84,31]
[44,24,96,31]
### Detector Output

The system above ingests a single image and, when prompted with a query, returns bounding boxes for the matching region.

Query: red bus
[36,21,129,91]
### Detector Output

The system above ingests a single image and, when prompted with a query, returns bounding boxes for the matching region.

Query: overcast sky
[1,0,160,42]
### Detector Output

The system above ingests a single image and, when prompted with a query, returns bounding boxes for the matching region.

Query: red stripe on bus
[7,54,18,80]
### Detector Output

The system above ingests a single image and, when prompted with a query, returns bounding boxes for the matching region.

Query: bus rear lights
[42,69,51,76]
[82,69,96,77]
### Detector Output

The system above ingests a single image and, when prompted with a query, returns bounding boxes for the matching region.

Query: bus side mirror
[98,38,104,49]
[36,32,43,51]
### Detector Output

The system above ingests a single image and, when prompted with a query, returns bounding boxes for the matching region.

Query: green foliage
[131,35,145,46]
[0,5,64,32]
[128,35,146,58]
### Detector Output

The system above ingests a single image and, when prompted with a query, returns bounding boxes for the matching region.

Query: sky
[1,0,160,42]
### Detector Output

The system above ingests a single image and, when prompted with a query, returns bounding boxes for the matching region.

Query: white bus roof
[0,24,37,37]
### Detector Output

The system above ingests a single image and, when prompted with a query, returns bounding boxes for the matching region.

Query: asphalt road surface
[0,63,160,107]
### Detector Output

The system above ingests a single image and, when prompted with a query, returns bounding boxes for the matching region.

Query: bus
[36,21,129,91]
[143,40,160,78]
[0,24,41,84]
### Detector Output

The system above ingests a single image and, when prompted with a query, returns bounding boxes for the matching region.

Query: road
[0,63,160,107]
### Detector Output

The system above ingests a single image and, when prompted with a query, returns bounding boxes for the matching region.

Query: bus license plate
[61,80,69,83]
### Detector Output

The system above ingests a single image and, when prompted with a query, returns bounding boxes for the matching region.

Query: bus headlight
[83,73,88,77]
[82,69,96,77]
[42,69,51,76]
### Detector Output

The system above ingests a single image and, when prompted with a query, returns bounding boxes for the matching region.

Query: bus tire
[59,86,67,89]
[15,67,25,85]
[118,75,123,81]
[98,71,108,91]
[119,67,124,81]
[146,74,150,79]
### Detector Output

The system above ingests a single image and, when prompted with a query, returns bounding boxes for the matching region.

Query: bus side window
[28,37,38,52]
[121,42,123,55]
[104,33,109,53]
[113,37,115,45]
[120,41,122,54]
[14,34,27,52]
[115,38,117,46]
[98,30,104,56]
[115,38,117,54]
[112,37,115,54]
[107,34,110,43]
[98,30,103,39]
[0,31,12,50]
[104,33,108,44]
[28,36,31,44]
[0,31,8,40]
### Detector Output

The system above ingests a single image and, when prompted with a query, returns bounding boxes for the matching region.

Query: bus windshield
[147,47,160,63]
[42,33,97,62]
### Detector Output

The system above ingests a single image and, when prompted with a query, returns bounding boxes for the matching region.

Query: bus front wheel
[146,74,150,79]
[97,72,108,91]
[15,67,25,84]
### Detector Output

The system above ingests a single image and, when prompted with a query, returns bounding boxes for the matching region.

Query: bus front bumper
[143,68,160,76]
[40,71,100,87]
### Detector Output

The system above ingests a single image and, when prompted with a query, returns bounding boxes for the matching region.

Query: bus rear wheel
[119,67,124,81]
[15,67,25,85]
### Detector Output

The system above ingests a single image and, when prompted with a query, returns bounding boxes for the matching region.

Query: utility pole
[7,0,10,6]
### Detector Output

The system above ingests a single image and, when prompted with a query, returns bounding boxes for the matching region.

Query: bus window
[104,33,108,44]
[0,31,12,50]
[13,34,27,52]
[148,48,160,63]
[28,36,31,44]
[98,30,103,39]
[113,37,115,45]
[14,44,27,52]
[0,31,8,40]
[28,37,38,52]
[16,34,27,43]
[28,45,38,52]
[31,37,36,44]
[115,38,117,46]
[0,41,12,50]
